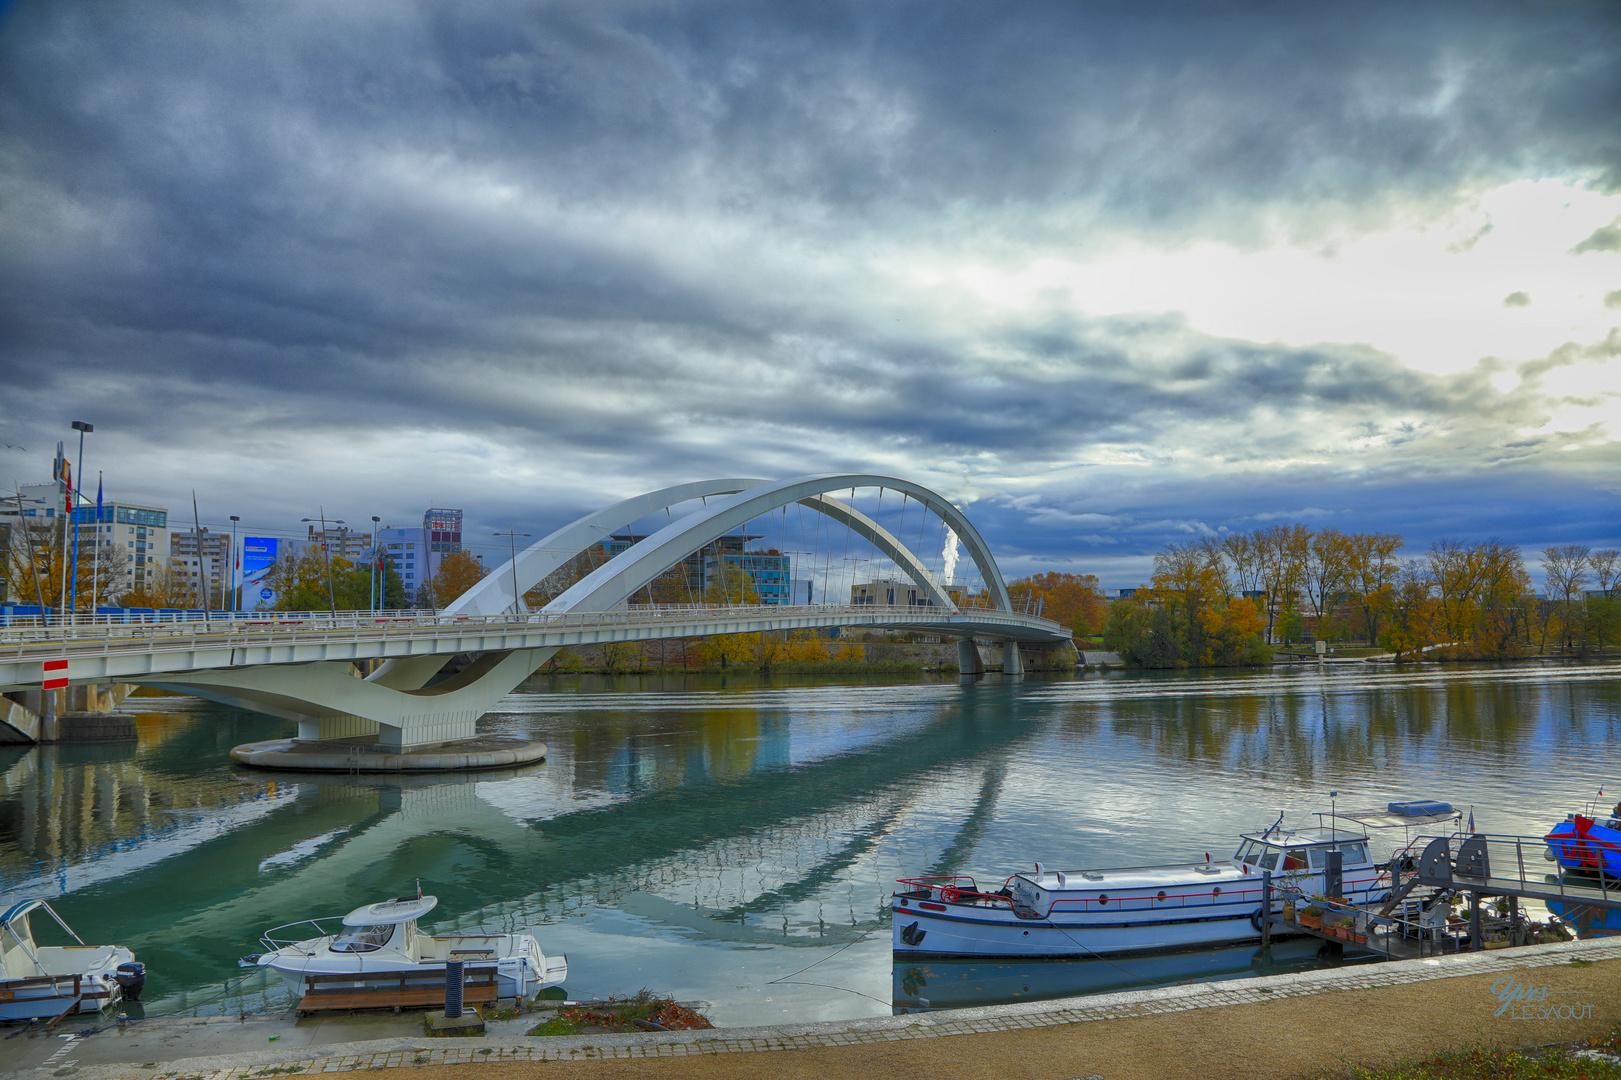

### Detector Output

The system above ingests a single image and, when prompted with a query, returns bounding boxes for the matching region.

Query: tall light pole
[229,516,240,613]
[370,516,381,610]
[494,531,530,616]
[300,511,344,614]
[68,421,92,617]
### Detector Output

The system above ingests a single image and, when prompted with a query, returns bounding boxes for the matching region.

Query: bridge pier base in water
[956,637,984,675]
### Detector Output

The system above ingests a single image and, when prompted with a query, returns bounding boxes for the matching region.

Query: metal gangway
[1261,830,1621,960]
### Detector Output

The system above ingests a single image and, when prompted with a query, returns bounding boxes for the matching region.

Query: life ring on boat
[940,886,962,903]
[1250,909,1266,935]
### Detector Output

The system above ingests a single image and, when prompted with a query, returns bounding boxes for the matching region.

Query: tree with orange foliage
[417,550,488,608]
[1012,571,1108,637]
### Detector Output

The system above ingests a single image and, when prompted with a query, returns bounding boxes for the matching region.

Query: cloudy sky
[1,0,1618,589]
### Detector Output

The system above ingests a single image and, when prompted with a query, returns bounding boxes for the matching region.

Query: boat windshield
[331,923,394,953]
[1306,843,1370,867]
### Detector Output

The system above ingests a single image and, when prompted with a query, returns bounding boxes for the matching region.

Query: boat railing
[260,917,344,953]
[895,876,1009,905]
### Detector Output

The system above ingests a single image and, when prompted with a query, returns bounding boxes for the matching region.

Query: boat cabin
[1232,827,1372,875]
[328,895,436,958]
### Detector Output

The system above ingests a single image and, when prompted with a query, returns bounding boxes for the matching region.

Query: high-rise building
[603,532,792,604]
[169,530,231,608]
[304,524,372,561]
[423,508,462,577]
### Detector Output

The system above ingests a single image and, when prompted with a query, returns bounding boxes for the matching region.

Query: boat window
[1255,849,1279,870]
[331,924,394,953]
[1234,842,1256,862]
[1341,843,1369,864]
[1308,848,1327,868]
[1282,849,1309,871]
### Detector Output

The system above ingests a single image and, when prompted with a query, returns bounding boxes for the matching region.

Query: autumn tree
[1305,529,1351,619]
[1151,540,1228,662]
[1376,561,1434,659]
[5,518,133,611]
[1007,572,1107,636]
[263,547,349,611]
[1344,532,1403,645]
[417,550,488,609]
[703,565,758,606]
[1254,524,1311,640]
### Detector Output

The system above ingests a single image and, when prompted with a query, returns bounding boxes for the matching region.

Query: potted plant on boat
[1335,917,1356,941]
[1300,905,1323,930]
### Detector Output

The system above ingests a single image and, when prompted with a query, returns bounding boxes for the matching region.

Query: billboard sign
[242,536,282,610]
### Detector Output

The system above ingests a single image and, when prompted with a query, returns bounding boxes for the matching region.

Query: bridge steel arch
[444,478,766,618]
[363,478,764,692]
[544,474,1010,617]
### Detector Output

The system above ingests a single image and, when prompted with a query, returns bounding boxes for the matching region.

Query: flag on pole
[1468,808,1476,833]
[96,475,102,516]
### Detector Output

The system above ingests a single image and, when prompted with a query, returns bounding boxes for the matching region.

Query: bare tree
[1541,544,1591,650]
[1590,549,1619,599]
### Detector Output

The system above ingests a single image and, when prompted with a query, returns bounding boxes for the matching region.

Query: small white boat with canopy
[0,899,135,1021]
[892,800,1461,958]
[243,891,566,1002]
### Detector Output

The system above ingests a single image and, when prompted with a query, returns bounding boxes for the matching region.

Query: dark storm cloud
[1,0,1617,562]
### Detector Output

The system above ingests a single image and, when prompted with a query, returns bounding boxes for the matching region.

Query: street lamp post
[229,516,240,613]
[371,516,381,611]
[300,511,344,614]
[494,531,531,616]
[68,421,92,618]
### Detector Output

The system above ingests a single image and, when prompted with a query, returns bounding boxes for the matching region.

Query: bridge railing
[1,603,1067,660]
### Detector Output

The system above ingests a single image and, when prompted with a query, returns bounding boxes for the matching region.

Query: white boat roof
[1018,862,1251,891]
[1241,826,1367,846]
[342,895,437,927]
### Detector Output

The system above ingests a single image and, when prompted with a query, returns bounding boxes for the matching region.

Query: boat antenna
[1329,790,1339,848]
[1262,810,1284,839]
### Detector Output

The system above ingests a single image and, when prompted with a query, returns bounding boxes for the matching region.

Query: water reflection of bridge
[0,710,287,896]
[4,690,1037,1014]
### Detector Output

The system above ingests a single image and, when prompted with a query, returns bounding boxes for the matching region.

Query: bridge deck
[0,604,1069,690]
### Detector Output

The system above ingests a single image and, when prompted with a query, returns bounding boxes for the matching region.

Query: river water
[1,662,1616,1026]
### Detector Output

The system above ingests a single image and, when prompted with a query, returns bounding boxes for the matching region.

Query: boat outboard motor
[115,962,147,1002]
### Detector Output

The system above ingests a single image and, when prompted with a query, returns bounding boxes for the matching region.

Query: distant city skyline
[1,1,1616,590]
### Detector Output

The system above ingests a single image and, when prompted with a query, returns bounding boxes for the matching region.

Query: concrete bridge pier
[956,638,985,676]
[1002,640,1025,676]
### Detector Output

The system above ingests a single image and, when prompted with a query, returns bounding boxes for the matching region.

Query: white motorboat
[242,892,566,1001]
[0,899,136,1021]
[892,802,1461,958]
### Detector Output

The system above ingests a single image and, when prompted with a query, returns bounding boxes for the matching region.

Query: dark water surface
[1,662,1616,1026]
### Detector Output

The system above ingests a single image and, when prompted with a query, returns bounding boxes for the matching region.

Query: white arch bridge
[1,475,1070,750]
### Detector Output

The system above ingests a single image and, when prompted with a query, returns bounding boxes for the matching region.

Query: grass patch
[526,990,713,1037]
[1309,1027,1621,1079]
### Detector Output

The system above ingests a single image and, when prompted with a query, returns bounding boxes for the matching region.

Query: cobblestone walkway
[80,939,1621,1080]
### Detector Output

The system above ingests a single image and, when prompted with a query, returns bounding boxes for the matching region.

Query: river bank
[18,938,1620,1080]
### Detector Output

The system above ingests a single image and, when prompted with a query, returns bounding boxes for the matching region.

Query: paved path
[8,937,1615,1080]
